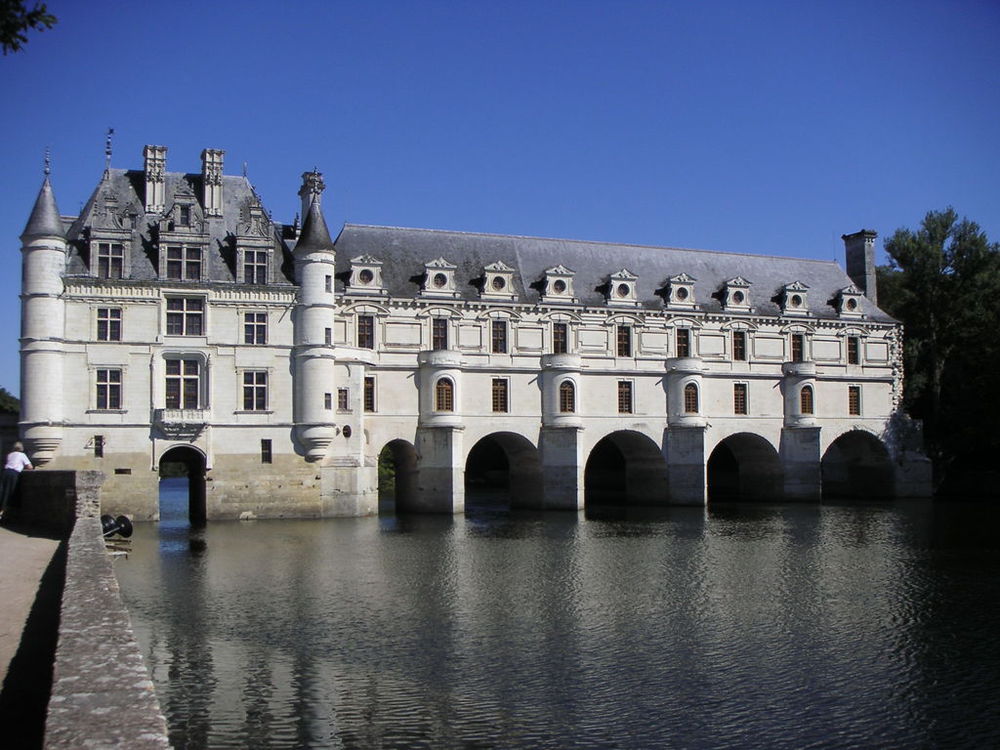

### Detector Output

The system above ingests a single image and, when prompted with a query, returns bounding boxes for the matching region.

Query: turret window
[96,242,124,279]
[97,308,122,341]
[435,378,454,412]
[684,383,699,414]
[559,381,576,413]
[800,385,814,415]
[95,368,122,410]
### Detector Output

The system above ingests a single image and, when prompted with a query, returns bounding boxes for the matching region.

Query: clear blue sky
[2,0,998,396]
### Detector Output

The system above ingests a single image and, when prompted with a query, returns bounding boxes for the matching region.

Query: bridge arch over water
[465,432,543,508]
[707,432,782,502]
[584,430,668,507]
[377,439,419,512]
[158,444,207,524]
[821,430,894,499]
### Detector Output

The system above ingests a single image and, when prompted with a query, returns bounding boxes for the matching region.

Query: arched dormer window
[684,383,699,414]
[435,378,454,412]
[558,380,576,413]
[800,384,814,415]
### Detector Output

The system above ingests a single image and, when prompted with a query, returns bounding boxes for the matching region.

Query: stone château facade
[19,145,929,520]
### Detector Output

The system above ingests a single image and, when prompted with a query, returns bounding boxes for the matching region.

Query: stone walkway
[0,523,59,686]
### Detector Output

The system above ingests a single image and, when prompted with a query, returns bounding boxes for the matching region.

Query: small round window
[790,294,802,307]
[732,291,745,304]
[358,269,374,284]
[492,276,506,291]
[553,279,567,293]
[616,283,630,298]
[433,272,448,288]
[846,298,858,311]
[675,286,689,301]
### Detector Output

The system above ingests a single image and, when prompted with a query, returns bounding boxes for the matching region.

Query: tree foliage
[0,387,18,414]
[878,208,1000,484]
[1,0,56,55]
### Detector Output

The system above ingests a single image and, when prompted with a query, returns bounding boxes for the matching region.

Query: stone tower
[842,229,878,306]
[19,172,67,464]
[292,171,337,461]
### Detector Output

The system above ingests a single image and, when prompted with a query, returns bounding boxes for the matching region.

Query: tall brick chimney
[842,229,878,306]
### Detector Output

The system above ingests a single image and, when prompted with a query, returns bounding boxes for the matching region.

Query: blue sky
[2,0,998,396]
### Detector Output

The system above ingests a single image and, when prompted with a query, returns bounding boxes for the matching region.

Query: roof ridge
[340,223,840,266]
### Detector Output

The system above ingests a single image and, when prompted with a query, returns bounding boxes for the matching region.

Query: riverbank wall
[14,471,170,749]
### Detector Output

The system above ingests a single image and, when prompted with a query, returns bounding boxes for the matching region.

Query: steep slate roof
[333,224,895,323]
[63,169,292,283]
[294,199,334,254]
[21,177,64,240]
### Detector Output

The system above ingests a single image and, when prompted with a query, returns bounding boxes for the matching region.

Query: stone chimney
[298,169,325,221]
[842,229,878,306]
[143,145,167,214]
[201,148,225,217]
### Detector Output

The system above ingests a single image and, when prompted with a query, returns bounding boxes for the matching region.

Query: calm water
[114,479,1000,749]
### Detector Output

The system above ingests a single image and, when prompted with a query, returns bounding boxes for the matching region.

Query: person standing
[0,441,33,520]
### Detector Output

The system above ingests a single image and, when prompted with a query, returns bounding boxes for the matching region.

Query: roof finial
[43,147,50,176]
[243,161,248,178]
[104,127,115,170]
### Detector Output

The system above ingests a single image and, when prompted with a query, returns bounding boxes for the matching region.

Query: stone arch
[464,432,543,509]
[377,439,418,512]
[158,445,207,524]
[707,432,782,502]
[821,430,894,499]
[584,430,667,507]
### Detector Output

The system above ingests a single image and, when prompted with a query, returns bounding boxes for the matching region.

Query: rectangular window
[244,249,268,285]
[617,325,632,357]
[791,333,805,362]
[96,369,122,410]
[364,376,376,412]
[847,336,860,365]
[96,242,124,279]
[165,245,202,281]
[492,378,509,413]
[324,327,332,345]
[732,330,746,361]
[358,315,374,349]
[848,385,861,416]
[93,435,104,458]
[491,320,507,353]
[244,312,267,345]
[97,307,122,341]
[178,205,191,226]
[676,328,690,358]
[734,383,748,415]
[553,322,568,354]
[325,275,332,293]
[260,439,272,464]
[324,392,332,410]
[617,380,633,414]
[432,318,448,350]
[242,371,268,411]
[165,359,199,409]
[166,297,204,336]
[337,387,350,411]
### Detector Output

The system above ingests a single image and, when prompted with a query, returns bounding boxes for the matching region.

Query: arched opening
[158,446,207,525]
[822,431,894,499]
[464,432,542,510]
[707,433,782,502]
[377,439,418,513]
[584,431,667,508]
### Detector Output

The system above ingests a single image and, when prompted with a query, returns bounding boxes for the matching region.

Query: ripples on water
[114,481,1000,749]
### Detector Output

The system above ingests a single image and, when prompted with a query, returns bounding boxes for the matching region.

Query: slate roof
[21,177,64,240]
[333,224,895,323]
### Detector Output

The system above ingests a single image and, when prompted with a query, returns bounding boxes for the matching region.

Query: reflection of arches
[159,445,207,524]
[464,432,542,508]
[378,439,418,512]
[585,431,667,507]
[707,433,782,502]
[822,431,893,499]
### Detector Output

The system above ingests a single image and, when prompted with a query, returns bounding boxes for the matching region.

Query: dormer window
[165,245,203,281]
[781,281,810,316]
[836,285,865,319]
[348,255,387,296]
[420,258,459,298]
[606,268,639,307]
[481,261,516,301]
[665,273,696,309]
[178,204,191,226]
[722,277,752,312]
[95,241,125,279]
[540,265,577,304]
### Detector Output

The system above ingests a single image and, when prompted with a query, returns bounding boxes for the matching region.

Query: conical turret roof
[294,199,334,254]
[21,177,64,240]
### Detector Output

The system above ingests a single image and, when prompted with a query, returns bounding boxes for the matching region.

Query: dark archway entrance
[707,433,782,502]
[822,431,894,499]
[378,439,418,513]
[158,446,207,524]
[584,431,667,507]
[464,433,542,510]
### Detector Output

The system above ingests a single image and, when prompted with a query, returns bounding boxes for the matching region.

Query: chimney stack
[143,145,167,214]
[298,169,325,222]
[201,148,225,217]
[842,229,878,306]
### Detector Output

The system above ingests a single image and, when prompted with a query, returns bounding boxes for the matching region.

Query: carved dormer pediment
[665,272,697,309]
[780,280,810,316]
[606,268,639,307]
[540,264,577,304]
[836,284,865,318]
[238,194,272,239]
[722,277,752,312]
[347,254,387,295]
[481,260,517,301]
[420,257,460,298]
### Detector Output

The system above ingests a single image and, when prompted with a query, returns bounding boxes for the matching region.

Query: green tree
[1,0,56,55]
[878,208,1000,485]
[0,387,18,414]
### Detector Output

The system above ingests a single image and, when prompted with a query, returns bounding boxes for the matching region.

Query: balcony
[781,360,816,377]
[154,409,209,437]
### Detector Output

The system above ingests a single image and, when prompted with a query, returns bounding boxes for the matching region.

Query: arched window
[435,378,454,412]
[683,382,699,414]
[800,384,814,415]
[558,380,576,413]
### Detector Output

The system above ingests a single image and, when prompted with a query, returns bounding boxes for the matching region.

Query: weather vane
[105,127,115,170]
[43,147,50,176]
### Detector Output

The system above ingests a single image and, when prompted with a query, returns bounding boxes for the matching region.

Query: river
[114,479,1000,749]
